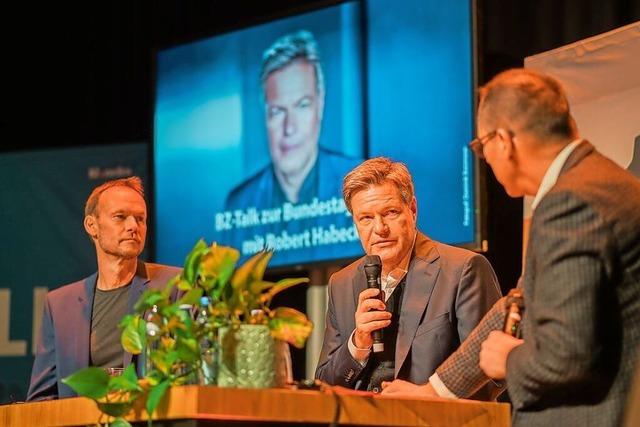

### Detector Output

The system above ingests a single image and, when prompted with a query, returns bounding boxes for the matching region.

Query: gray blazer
[507,141,640,427]
[315,232,501,388]
[27,261,181,401]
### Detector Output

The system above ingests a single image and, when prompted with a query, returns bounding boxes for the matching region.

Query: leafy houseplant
[63,240,313,426]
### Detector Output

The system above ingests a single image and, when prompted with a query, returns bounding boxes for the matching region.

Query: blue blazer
[27,261,181,401]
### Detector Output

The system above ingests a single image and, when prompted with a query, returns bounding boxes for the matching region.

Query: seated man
[27,177,180,400]
[315,157,501,392]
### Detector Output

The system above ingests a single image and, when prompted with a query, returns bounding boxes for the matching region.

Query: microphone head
[364,254,382,266]
[364,255,382,277]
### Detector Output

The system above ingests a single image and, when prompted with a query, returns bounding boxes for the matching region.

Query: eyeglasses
[468,130,497,159]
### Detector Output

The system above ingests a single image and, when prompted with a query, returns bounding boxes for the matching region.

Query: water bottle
[196,296,217,385]
[144,304,162,375]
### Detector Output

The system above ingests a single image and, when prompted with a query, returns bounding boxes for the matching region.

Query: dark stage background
[1,0,639,403]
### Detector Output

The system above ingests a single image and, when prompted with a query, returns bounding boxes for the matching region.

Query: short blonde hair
[342,157,414,213]
[84,176,144,217]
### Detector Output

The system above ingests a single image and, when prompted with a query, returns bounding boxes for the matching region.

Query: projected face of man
[265,59,323,181]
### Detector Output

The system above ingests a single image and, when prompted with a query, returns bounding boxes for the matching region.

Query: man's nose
[124,216,138,231]
[284,111,296,137]
[373,216,389,235]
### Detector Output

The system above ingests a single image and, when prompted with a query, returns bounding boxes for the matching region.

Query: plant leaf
[176,278,193,292]
[200,244,240,291]
[108,365,142,393]
[146,379,171,419]
[231,250,272,291]
[175,337,199,363]
[163,274,181,297]
[183,239,209,284]
[177,287,203,306]
[269,307,313,349]
[109,417,132,427]
[96,401,134,418]
[62,367,110,399]
[133,289,166,313]
[261,277,310,305]
[121,315,146,354]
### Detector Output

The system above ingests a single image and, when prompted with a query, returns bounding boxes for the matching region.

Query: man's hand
[479,330,524,380]
[354,288,391,349]
[380,379,438,398]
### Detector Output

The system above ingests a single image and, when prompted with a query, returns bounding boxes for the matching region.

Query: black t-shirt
[90,284,130,368]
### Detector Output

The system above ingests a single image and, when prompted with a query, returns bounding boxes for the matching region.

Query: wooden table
[0,385,510,426]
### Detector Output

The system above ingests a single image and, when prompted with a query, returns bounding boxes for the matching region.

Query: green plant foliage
[63,240,313,426]
[62,367,110,399]
[269,307,314,349]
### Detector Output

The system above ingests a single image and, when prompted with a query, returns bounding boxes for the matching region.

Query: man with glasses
[383,68,640,427]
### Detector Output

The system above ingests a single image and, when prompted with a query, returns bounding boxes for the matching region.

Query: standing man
[315,157,501,392]
[27,177,181,401]
[475,69,640,426]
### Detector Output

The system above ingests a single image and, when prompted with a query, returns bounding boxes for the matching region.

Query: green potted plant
[63,239,313,427]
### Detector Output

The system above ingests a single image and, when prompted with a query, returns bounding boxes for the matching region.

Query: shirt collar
[531,139,582,211]
[382,230,417,289]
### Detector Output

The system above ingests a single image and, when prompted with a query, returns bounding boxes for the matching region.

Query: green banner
[0,143,148,403]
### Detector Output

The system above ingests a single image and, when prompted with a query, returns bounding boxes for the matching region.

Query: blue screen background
[154,0,476,267]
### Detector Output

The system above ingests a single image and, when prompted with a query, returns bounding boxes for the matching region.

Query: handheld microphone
[363,255,384,353]
[503,288,524,338]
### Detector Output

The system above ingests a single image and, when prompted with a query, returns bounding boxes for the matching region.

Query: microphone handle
[367,276,385,353]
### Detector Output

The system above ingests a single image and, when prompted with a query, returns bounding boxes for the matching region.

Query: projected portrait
[224,30,360,209]
[215,29,364,265]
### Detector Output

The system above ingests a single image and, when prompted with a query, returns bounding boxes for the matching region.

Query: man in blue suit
[223,31,361,264]
[27,177,180,401]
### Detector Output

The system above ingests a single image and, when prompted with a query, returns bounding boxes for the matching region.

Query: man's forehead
[98,186,146,210]
[352,184,405,209]
[265,61,317,98]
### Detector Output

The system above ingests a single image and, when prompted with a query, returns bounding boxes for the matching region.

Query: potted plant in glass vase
[174,239,313,388]
[62,239,312,427]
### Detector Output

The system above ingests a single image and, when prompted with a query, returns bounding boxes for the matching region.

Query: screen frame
[149,0,487,271]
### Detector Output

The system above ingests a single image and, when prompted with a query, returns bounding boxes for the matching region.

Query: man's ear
[410,197,417,221]
[84,215,98,239]
[497,128,515,159]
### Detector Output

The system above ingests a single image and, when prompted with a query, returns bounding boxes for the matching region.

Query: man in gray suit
[476,69,640,426]
[315,157,501,392]
[383,69,640,425]
[27,177,180,400]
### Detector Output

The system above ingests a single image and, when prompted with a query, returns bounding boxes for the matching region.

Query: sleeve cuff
[348,330,371,366]
[429,372,459,399]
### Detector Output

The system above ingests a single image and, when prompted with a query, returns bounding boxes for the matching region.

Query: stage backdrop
[522,21,640,255]
[0,143,148,403]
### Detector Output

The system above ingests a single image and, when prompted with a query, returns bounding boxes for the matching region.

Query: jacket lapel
[123,261,150,368]
[394,233,441,376]
[77,273,97,370]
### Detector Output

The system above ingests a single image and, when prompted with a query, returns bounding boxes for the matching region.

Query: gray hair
[261,30,324,95]
[478,68,577,140]
[342,157,415,214]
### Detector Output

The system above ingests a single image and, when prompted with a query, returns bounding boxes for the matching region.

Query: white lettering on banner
[0,287,48,357]
[0,289,27,356]
[214,197,352,232]
[240,224,360,256]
